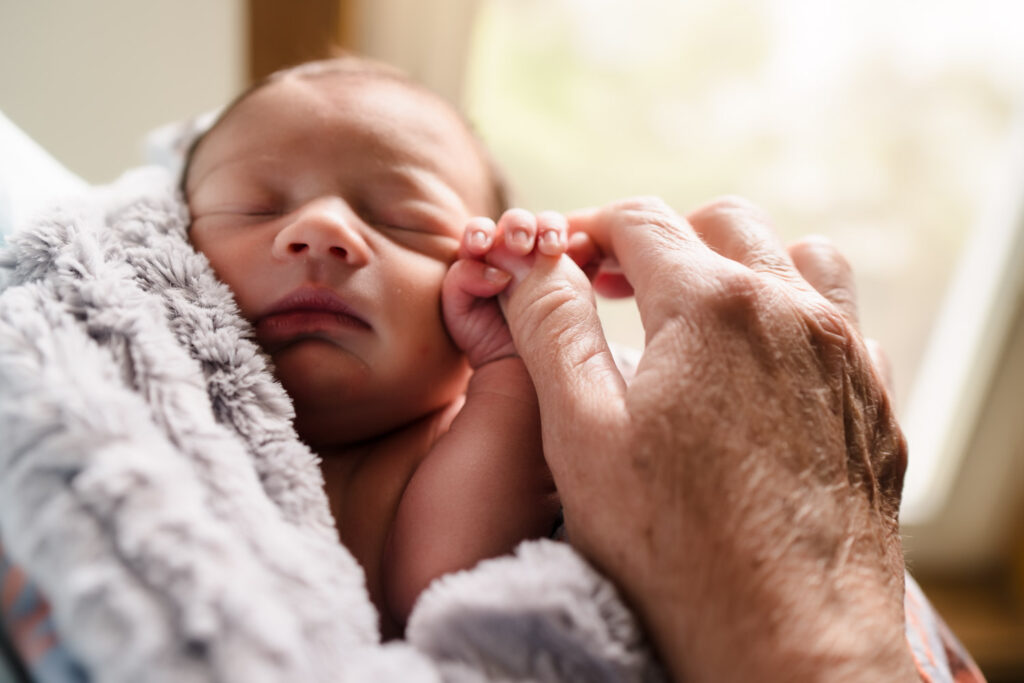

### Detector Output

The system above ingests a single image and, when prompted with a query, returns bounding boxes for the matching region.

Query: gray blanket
[0,168,662,683]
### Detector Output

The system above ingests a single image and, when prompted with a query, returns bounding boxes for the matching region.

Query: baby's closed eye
[367,204,462,258]
[375,222,460,260]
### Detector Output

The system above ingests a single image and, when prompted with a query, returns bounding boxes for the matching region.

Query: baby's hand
[442,209,571,368]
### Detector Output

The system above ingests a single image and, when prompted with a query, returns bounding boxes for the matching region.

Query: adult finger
[566,232,600,278]
[687,196,802,283]
[592,271,635,298]
[441,259,512,311]
[565,232,635,297]
[787,235,859,329]
[566,198,708,321]
[491,249,629,440]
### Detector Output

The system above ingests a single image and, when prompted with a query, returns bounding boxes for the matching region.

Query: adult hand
[491,197,916,682]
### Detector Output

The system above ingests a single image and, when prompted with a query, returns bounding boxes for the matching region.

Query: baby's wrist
[461,333,517,370]
[466,356,536,401]
[467,349,519,371]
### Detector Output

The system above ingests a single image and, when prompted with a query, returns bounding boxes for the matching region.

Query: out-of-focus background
[2,0,1021,677]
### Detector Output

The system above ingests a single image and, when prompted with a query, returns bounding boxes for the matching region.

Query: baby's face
[186,74,493,446]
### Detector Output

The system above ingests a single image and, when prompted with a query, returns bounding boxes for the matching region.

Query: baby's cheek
[402,258,449,300]
[190,234,264,318]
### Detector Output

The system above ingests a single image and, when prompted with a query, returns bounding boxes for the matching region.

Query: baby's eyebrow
[187,154,277,195]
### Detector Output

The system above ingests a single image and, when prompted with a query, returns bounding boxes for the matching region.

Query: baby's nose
[272,197,370,266]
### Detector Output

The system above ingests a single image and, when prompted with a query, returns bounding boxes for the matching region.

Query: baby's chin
[291,393,461,453]
[272,342,470,450]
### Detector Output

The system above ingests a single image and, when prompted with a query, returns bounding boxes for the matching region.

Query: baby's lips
[257,286,372,329]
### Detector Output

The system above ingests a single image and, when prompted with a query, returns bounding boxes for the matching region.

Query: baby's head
[183,56,508,447]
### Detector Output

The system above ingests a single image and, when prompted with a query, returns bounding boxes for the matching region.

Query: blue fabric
[0,544,87,683]
[0,623,30,683]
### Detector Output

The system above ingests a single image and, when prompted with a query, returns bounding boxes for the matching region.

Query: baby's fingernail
[469,229,490,249]
[483,266,512,284]
[539,230,563,252]
[510,229,531,246]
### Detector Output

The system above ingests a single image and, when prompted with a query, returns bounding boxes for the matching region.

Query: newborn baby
[182,56,574,638]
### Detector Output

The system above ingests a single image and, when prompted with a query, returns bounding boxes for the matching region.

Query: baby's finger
[536,211,568,256]
[787,235,859,329]
[444,255,516,301]
[461,217,496,258]
[499,208,538,256]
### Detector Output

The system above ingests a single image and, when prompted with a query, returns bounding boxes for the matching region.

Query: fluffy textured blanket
[0,168,662,683]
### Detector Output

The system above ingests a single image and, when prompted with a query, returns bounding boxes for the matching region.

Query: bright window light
[465,0,1024,522]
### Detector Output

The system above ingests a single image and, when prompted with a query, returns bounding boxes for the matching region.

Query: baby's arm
[383,210,568,625]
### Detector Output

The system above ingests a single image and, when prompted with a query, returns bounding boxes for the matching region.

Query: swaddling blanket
[0,167,661,683]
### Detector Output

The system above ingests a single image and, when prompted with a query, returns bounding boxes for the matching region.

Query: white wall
[0,0,245,184]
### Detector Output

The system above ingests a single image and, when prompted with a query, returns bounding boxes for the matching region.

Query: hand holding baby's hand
[442,209,572,368]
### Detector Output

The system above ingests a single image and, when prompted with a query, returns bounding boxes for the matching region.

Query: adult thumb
[499,254,628,441]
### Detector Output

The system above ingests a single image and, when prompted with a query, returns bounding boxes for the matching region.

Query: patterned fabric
[0,541,84,683]
[905,574,987,683]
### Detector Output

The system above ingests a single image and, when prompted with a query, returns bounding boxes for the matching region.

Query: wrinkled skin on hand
[484,197,915,682]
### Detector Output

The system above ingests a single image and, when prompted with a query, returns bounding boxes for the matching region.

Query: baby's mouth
[255,287,371,345]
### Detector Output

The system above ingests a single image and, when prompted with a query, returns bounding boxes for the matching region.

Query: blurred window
[464,0,1024,519]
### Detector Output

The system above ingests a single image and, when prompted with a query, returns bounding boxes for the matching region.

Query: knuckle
[685,263,769,327]
[612,195,674,215]
[822,285,857,318]
[612,196,680,228]
[806,298,850,345]
[789,234,852,274]
[691,195,769,226]
[608,196,689,247]
[789,233,835,255]
[710,262,763,304]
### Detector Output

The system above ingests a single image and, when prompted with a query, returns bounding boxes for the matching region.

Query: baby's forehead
[191,69,498,218]
[221,74,478,169]
[259,70,460,129]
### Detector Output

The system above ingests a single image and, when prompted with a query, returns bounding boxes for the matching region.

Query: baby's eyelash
[211,205,281,217]
[375,221,415,233]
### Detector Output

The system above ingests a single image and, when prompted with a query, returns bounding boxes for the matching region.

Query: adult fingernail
[484,266,512,284]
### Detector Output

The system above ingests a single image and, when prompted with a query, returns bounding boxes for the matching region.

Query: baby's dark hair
[179,55,510,220]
